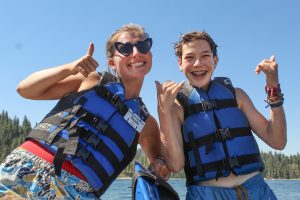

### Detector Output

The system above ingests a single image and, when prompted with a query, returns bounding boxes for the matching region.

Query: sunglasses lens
[115,42,133,56]
[114,38,152,56]
[136,38,152,54]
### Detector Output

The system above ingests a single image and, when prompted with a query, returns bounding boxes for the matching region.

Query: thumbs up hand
[70,43,99,77]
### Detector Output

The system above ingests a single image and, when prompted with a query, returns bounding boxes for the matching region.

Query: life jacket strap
[185,127,252,154]
[39,110,70,126]
[78,126,120,168]
[26,98,86,145]
[186,153,263,180]
[76,107,130,152]
[74,145,111,197]
[20,140,86,181]
[95,85,128,116]
[188,132,204,177]
[184,98,238,118]
[95,84,149,126]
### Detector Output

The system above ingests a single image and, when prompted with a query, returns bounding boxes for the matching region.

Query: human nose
[194,58,203,67]
[132,46,140,55]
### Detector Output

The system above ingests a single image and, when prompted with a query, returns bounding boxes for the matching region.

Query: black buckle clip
[223,156,239,170]
[95,118,109,133]
[97,86,110,98]
[111,94,120,105]
[202,100,217,111]
[110,94,126,114]
[216,128,231,141]
[76,146,91,162]
[92,116,100,126]
[81,129,101,148]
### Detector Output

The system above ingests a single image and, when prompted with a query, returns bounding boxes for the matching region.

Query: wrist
[155,156,167,164]
[158,105,173,116]
[265,83,284,108]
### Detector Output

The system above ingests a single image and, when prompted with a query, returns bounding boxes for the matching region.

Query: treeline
[1,110,299,179]
[0,110,31,161]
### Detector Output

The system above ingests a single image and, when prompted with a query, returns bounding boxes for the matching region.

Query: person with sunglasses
[0,23,170,199]
[155,31,286,199]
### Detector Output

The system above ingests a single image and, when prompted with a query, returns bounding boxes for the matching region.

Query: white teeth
[130,62,144,67]
[192,71,206,76]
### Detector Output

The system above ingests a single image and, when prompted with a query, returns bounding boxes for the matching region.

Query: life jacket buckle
[111,94,126,114]
[216,128,231,141]
[111,94,120,105]
[81,129,101,148]
[94,117,109,133]
[76,145,91,162]
[202,100,217,111]
[223,156,240,170]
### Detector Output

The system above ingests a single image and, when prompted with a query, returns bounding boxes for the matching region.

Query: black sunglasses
[114,38,152,56]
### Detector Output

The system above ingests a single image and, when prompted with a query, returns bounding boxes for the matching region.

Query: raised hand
[255,55,279,87]
[70,43,99,77]
[155,80,184,113]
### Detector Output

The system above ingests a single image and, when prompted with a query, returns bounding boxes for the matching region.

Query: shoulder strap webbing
[213,77,236,98]
[98,71,121,85]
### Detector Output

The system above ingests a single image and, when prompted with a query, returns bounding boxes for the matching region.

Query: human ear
[108,58,116,70]
[178,58,183,71]
[213,56,219,69]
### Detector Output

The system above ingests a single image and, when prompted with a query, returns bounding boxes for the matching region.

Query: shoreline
[265,178,300,180]
[116,177,300,180]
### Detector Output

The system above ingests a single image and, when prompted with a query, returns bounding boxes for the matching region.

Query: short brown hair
[174,31,218,59]
[106,23,149,59]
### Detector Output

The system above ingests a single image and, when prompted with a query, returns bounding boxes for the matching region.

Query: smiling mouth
[129,62,145,68]
[191,70,207,77]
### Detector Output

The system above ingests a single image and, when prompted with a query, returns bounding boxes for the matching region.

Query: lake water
[102,179,300,200]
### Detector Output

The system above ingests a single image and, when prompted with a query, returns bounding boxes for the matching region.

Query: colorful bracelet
[265,84,281,97]
[269,99,284,108]
[265,84,284,108]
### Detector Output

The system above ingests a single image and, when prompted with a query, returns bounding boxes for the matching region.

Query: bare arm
[236,88,286,149]
[139,115,161,162]
[17,43,99,100]
[156,81,185,172]
[237,55,287,150]
[139,115,170,179]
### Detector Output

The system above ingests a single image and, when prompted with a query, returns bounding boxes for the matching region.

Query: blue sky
[0,0,299,155]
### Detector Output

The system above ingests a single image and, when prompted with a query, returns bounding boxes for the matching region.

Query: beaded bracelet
[269,99,284,108]
[265,84,284,108]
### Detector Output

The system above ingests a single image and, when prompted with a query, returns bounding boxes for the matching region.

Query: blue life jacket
[132,161,179,200]
[26,71,149,197]
[176,77,264,185]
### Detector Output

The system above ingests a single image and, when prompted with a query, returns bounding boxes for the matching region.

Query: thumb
[87,43,94,56]
[155,81,163,94]
[270,55,275,62]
